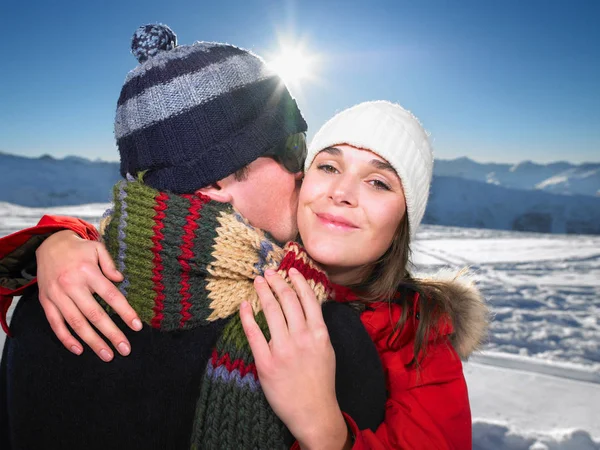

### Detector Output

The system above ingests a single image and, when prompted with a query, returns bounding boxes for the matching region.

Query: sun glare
[266,39,320,92]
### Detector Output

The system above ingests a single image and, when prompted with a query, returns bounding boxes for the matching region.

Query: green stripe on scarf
[122,180,157,322]
[105,183,121,266]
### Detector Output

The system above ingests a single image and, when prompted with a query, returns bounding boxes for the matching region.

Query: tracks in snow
[470,351,600,384]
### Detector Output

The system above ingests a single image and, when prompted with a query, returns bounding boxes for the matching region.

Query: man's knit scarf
[100,177,333,449]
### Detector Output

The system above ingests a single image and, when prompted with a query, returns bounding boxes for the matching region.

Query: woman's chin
[305,245,355,269]
[304,243,336,264]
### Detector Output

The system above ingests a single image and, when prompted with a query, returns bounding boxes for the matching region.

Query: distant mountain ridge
[0,152,120,207]
[426,176,600,235]
[1,152,600,235]
[435,157,600,197]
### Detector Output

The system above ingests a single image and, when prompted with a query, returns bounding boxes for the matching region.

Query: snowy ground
[413,225,600,449]
[413,226,600,369]
[0,202,106,237]
[1,203,599,449]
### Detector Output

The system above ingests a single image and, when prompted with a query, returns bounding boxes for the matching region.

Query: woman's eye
[317,164,338,174]
[370,179,391,191]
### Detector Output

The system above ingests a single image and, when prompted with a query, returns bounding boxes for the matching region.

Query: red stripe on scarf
[277,244,332,293]
[179,195,207,327]
[211,349,258,378]
[150,192,169,328]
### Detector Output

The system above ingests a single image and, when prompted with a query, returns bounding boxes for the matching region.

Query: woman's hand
[240,268,352,450]
[36,230,142,361]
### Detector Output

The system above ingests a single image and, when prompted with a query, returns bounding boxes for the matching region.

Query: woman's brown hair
[349,215,455,367]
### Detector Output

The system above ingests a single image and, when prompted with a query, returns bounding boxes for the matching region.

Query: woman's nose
[330,175,358,206]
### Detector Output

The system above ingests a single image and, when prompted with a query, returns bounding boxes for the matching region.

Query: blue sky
[1,0,598,164]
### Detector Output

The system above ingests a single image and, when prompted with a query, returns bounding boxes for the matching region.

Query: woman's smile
[315,212,359,231]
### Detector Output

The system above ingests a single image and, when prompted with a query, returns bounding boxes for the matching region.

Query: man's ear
[196,183,233,203]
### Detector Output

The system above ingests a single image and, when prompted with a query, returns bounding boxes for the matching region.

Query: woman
[240,101,489,449]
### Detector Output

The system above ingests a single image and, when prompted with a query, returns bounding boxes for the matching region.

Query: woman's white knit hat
[306,101,434,237]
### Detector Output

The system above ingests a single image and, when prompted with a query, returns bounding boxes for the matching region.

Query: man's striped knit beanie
[115,24,308,194]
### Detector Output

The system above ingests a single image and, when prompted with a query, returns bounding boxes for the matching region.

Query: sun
[266,39,320,91]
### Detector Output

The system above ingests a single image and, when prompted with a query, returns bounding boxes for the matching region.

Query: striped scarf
[100,177,333,449]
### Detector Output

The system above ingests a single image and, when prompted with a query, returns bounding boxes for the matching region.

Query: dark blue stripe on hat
[117,77,307,192]
[117,45,249,107]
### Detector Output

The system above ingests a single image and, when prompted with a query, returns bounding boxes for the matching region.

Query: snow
[535,168,600,197]
[413,225,600,369]
[1,206,599,449]
[0,202,108,238]
[468,362,600,449]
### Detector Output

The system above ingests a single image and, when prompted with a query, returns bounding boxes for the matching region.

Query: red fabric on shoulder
[0,215,99,335]
[349,298,470,449]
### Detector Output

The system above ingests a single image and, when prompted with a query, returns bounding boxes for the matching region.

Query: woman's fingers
[39,297,84,355]
[254,275,288,341]
[36,231,140,361]
[49,290,116,362]
[96,243,124,283]
[263,269,307,333]
[87,273,142,332]
[70,287,132,357]
[94,242,143,331]
[239,301,271,363]
[288,268,325,328]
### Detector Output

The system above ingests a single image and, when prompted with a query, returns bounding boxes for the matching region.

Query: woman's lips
[316,213,359,230]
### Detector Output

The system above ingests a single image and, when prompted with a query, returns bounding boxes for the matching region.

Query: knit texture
[116,24,307,194]
[131,24,177,63]
[306,101,434,237]
[101,177,333,449]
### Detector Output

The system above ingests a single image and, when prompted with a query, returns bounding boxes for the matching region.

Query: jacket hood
[420,268,490,360]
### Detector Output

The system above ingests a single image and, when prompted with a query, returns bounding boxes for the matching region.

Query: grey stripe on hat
[118,45,249,106]
[115,53,277,139]
[124,41,218,83]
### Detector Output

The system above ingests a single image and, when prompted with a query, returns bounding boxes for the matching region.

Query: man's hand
[36,230,143,361]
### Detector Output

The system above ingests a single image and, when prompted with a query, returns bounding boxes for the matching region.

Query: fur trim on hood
[419,268,490,360]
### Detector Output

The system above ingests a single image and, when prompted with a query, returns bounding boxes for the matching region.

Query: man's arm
[0,216,142,361]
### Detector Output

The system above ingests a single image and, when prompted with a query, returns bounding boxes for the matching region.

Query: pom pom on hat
[306,101,434,237]
[131,24,177,63]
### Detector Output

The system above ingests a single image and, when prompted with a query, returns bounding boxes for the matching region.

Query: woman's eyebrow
[321,147,342,156]
[370,159,396,174]
[320,147,396,174]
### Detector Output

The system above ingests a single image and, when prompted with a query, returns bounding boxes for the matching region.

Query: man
[0,24,384,449]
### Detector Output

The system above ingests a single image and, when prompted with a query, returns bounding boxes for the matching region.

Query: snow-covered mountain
[2,152,600,235]
[0,152,120,207]
[425,176,600,235]
[435,157,600,197]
